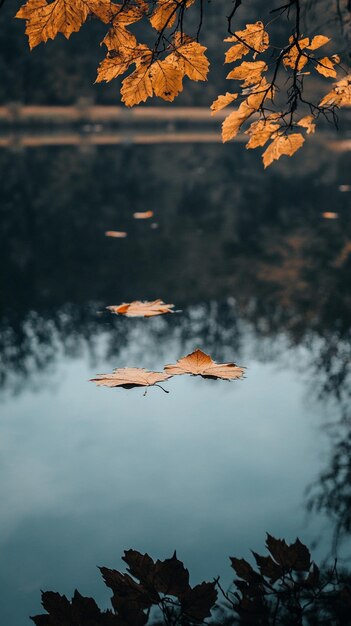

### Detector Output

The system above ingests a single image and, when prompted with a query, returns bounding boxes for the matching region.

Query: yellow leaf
[222,109,247,142]
[164,349,245,380]
[226,61,267,87]
[297,115,316,134]
[92,1,145,25]
[283,37,309,71]
[16,0,90,48]
[210,92,238,115]
[102,25,137,54]
[107,299,174,317]
[319,75,351,107]
[221,79,273,142]
[224,21,269,63]
[315,56,339,78]
[96,53,132,83]
[150,59,184,101]
[308,35,330,50]
[169,32,209,81]
[150,0,194,32]
[262,133,305,168]
[245,119,281,149]
[121,66,153,106]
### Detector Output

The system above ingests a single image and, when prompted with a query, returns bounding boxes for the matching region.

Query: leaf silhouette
[153,552,190,596]
[180,582,218,622]
[90,368,171,389]
[164,348,245,380]
[107,300,175,318]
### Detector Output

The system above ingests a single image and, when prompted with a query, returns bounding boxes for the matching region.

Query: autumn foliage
[15,0,351,165]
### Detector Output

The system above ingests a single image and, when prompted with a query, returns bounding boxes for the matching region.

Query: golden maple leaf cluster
[16,0,209,106]
[211,22,349,167]
[90,348,245,391]
[88,301,244,392]
[16,2,350,165]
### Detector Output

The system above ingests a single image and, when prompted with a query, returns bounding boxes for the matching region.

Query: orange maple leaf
[164,349,245,380]
[107,300,175,317]
[90,368,171,389]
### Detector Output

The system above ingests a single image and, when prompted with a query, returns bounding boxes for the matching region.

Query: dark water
[1,135,351,625]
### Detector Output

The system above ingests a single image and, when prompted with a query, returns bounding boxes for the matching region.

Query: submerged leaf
[164,348,245,380]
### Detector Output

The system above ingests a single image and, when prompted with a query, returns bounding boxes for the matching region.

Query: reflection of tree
[31,535,351,626]
[0,141,350,400]
[307,414,351,557]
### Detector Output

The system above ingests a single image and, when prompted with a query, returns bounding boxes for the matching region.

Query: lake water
[0,134,351,624]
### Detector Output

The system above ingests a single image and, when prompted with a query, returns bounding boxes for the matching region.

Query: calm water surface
[0,136,351,624]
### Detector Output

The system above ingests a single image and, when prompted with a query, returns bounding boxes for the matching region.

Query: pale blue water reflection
[0,138,350,624]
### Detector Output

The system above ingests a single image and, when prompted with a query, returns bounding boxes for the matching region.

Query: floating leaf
[107,300,174,317]
[164,348,245,380]
[90,368,171,389]
[133,211,154,219]
[105,230,127,238]
[262,133,305,168]
[322,211,338,219]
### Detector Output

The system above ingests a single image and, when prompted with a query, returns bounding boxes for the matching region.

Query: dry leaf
[224,21,269,62]
[221,81,271,142]
[16,0,89,48]
[164,348,245,380]
[107,299,174,317]
[121,66,153,106]
[245,118,280,149]
[210,92,238,115]
[322,211,338,219]
[133,211,154,219]
[226,60,267,87]
[315,56,339,78]
[150,59,184,101]
[150,0,194,32]
[319,75,351,107]
[262,133,305,168]
[283,37,309,71]
[308,35,330,50]
[90,367,171,389]
[105,230,127,238]
[169,33,209,82]
[297,115,316,134]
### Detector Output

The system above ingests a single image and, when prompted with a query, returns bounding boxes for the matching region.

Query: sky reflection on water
[0,137,350,624]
